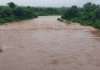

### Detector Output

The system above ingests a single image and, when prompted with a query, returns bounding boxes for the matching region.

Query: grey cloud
[0,0,100,7]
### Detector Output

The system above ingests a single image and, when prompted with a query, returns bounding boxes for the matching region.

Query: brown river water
[0,16,100,70]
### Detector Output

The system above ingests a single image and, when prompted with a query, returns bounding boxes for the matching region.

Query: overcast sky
[0,0,100,7]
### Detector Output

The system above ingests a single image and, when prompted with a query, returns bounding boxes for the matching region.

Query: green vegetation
[61,2,100,29]
[32,7,67,16]
[0,2,67,24]
[0,2,37,24]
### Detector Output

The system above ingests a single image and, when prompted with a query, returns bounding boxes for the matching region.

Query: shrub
[0,18,7,23]
[61,2,100,29]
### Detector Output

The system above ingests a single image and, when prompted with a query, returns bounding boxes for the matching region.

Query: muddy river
[0,16,100,70]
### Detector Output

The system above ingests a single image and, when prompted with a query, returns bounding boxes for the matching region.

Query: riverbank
[58,17,100,30]
[0,16,96,31]
[60,2,100,29]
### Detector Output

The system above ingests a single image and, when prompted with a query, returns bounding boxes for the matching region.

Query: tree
[61,5,79,19]
[7,2,16,8]
[0,2,37,23]
[61,2,100,29]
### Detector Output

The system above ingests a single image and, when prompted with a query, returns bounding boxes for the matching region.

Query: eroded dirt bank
[0,16,100,70]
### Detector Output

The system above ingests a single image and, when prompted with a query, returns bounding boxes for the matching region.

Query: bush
[0,2,37,24]
[0,18,7,23]
[93,21,100,29]
[57,18,63,22]
[61,2,100,29]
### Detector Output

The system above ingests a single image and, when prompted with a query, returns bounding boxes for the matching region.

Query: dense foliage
[0,2,37,24]
[32,7,67,16]
[0,2,67,24]
[61,2,100,29]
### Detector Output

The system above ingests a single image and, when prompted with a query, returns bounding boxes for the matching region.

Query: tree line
[32,7,67,16]
[0,2,37,23]
[61,2,100,29]
[0,2,67,24]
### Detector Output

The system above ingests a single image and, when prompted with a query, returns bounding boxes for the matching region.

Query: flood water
[0,16,100,70]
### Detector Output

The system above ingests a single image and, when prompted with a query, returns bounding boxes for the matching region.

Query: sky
[0,0,100,7]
